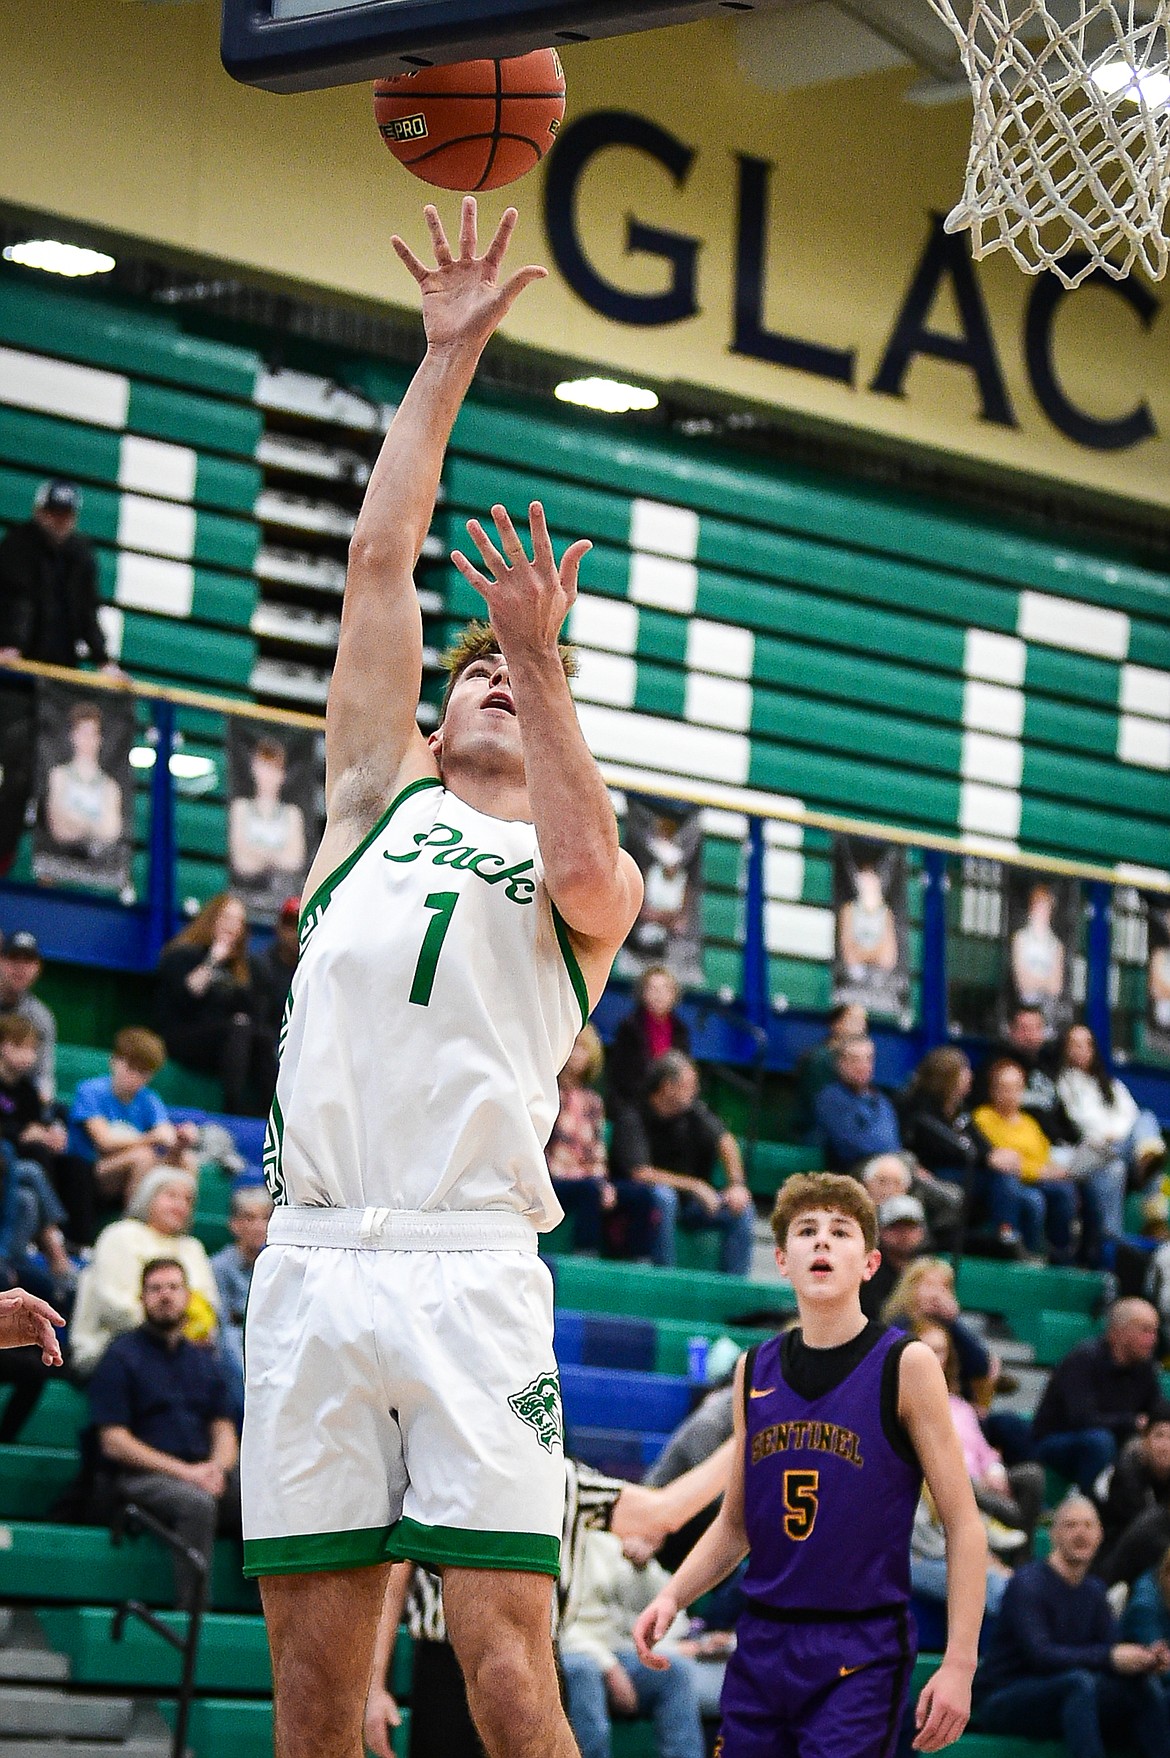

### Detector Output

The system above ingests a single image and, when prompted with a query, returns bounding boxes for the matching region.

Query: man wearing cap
[0,480,123,675]
[0,932,57,1105]
[0,481,127,863]
[860,1192,929,1317]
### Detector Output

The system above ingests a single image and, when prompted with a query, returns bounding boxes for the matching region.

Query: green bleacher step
[553,1259,793,1327]
[36,1607,269,1692]
[0,1448,77,1521]
[0,1522,255,1613]
[955,1259,1105,1319]
[0,1380,89,1451]
[743,1141,822,1198]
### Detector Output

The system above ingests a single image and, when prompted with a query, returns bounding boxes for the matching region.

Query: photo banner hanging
[1144,892,1170,1063]
[999,869,1080,1034]
[619,795,705,988]
[227,718,321,920]
[32,680,135,894]
[831,835,910,1020]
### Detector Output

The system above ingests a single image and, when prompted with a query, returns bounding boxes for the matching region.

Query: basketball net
[928,2,1170,287]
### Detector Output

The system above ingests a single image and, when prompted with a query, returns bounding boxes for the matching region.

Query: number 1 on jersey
[409,891,459,1006]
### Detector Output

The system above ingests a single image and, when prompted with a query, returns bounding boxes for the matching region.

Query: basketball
[373,50,565,192]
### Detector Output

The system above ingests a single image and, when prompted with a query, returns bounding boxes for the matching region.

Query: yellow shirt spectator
[973,1105,1052,1183]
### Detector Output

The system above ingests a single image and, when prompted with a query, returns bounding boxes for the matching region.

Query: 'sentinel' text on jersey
[385,822,537,903]
[751,1420,864,1469]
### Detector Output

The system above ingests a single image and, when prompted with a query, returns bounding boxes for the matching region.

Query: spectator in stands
[0,481,124,676]
[0,931,57,1104]
[609,1051,754,1276]
[560,1526,705,1758]
[155,893,277,1115]
[814,1036,963,1244]
[1031,1299,1163,1495]
[791,1002,865,1139]
[1057,1023,1167,1190]
[69,1167,220,1377]
[882,1257,996,1405]
[547,1025,658,1259]
[859,1193,928,1316]
[0,1016,65,1168]
[211,1185,272,1414]
[972,1059,1079,1263]
[972,1003,1072,1144]
[973,1494,1170,1758]
[606,966,690,1135]
[901,1045,1035,1255]
[89,1257,240,1609]
[251,896,300,1037]
[1119,1549,1170,1693]
[1098,1405,1170,1589]
[911,1488,1012,1621]
[67,1027,199,1208]
[917,1322,1043,1547]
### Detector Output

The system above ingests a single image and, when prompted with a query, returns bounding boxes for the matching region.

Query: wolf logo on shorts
[509,1371,563,1452]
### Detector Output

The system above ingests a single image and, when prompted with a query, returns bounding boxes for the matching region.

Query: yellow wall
[5,1,1169,509]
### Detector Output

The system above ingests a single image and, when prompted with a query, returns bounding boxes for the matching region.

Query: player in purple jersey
[634,1173,986,1756]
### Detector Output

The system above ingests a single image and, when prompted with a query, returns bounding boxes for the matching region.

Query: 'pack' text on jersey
[385,821,537,903]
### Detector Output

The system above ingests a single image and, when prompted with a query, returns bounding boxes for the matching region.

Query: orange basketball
[373,49,565,192]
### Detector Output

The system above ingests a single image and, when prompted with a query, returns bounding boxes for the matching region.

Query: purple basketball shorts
[715,1606,917,1758]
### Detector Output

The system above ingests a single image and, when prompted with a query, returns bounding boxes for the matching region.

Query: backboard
[221,0,785,92]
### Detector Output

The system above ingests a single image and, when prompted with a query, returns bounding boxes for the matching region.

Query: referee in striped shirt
[365,1447,734,1758]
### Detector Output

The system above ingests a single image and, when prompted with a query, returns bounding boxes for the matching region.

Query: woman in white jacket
[1056,1024,1167,1200]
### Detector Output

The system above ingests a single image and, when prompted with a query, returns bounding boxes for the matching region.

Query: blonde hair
[566,1023,604,1086]
[770,1173,878,1252]
[880,1256,955,1328]
[439,621,577,719]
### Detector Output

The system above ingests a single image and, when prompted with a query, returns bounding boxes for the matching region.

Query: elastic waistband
[266,1206,538,1252]
[743,1597,909,1625]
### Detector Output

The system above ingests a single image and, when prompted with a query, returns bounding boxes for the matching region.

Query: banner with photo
[227,719,321,920]
[32,680,135,894]
[1144,891,1170,1062]
[831,836,910,1019]
[999,870,1080,1034]
[619,795,705,987]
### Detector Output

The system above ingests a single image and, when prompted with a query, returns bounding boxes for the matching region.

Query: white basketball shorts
[240,1207,565,1579]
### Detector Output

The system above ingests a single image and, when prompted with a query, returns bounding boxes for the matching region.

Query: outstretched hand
[452,500,590,659]
[631,1592,679,1670]
[391,197,546,354]
[913,1660,972,1751]
[0,1288,65,1366]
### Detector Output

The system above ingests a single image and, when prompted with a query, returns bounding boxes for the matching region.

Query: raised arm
[452,500,643,990]
[318,200,546,850]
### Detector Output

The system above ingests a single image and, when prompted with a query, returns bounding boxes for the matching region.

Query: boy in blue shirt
[69,1028,199,1208]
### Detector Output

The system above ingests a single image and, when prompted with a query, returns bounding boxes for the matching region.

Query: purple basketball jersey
[741,1326,921,1615]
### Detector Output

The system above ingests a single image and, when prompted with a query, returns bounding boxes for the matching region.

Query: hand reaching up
[392,197,545,356]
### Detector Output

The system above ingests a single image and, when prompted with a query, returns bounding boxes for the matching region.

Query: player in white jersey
[240,197,643,1758]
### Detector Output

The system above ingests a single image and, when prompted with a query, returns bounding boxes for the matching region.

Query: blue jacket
[976,1561,1116,1700]
[814,1080,902,1170]
[1119,1570,1170,1648]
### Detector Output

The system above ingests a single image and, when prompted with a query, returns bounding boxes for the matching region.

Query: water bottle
[686,1335,709,1385]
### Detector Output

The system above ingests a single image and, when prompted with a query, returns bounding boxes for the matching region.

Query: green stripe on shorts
[243,1526,395,1577]
[243,1519,561,1579]
[388,1517,560,1577]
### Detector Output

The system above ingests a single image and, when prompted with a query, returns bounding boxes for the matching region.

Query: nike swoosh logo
[839,1664,865,1678]
[749,1387,776,1399]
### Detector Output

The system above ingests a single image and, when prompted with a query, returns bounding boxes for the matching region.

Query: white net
[928,2,1170,287]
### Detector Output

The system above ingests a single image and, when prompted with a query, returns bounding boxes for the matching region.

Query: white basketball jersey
[264,778,587,1229]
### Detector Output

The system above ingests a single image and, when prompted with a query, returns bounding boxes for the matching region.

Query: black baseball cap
[1,931,41,960]
[34,479,81,515]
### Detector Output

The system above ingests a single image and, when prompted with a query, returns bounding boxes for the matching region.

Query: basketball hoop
[927,2,1170,287]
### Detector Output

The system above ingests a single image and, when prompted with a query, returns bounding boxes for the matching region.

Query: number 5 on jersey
[782,1469,819,1541]
[410,892,459,1006]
